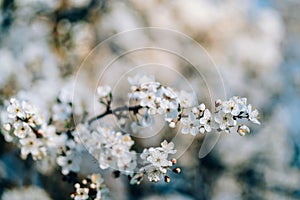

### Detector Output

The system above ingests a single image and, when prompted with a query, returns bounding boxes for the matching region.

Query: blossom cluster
[97,85,112,103]
[52,91,73,122]
[0,74,261,198]
[2,98,54,160]
[180,96,260,136]
[128,80,182,128]
[56,138,82,176]
[0,0,278,198]
[130,140,180,184]
[125,75,260,137]
[76,124,137,175]
[1,186,52,200]
[1,98,82,176]
[71,174,109,200]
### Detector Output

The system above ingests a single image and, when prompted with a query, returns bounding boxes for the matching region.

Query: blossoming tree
[1,74,260,199]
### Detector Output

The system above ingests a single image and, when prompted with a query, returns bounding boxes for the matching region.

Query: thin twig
[88,105,143,125]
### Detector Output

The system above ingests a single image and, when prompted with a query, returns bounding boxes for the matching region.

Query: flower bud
[192,107,199,115]
[90,183,96,189]
[164,176,171,183]
[198,103,206,111]
[237,125,250,136]
[169,122,176,128]
[172,167,181,173]
[215,99,222,107]
[3,123,11,131]
[171,158,177,165]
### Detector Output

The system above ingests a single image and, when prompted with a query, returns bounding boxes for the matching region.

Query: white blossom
[52,103,72,121]
[3,123,12,132]
[7,98,25,119]
[128,74,155,88]
[74,187,89,200]
[7,98,25,118]
[164,103,179,123]
[2,123,14,142]
[177,90,196,108]
[56,150,81,175]
[140,92,156,108]
[43,125,67,148]
[136,140,177,183]
[199,109,212,133]
[222,98,240,116]
[222,96,247,116]
[180,112,200,135]
[237,124,250,136]
[13,121,31,138]
[214,111,237,132]
[198,103,206,112]
[2,186,52,200]
[147,148,172,167]
[20,136,46,160]
[159,140,177,154]
[141,82,160,93]
[248,104,261,124]
[144,165,161,182]
[97,85,111,98]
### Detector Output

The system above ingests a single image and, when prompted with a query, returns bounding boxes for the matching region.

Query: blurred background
[0,0,300,199]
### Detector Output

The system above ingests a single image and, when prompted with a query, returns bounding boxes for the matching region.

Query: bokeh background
[0,0,300,199]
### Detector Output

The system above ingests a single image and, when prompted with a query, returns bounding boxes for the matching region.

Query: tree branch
[88,105,143,125]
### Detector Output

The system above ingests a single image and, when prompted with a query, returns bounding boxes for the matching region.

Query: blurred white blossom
[2,186,52,200]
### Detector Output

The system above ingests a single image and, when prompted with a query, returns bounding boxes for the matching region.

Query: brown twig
[87,105,143,125]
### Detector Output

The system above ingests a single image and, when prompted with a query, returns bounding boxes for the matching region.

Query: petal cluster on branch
[71,174,109,200]
[76,124,137,175]
[3,98,53,160]
[1,74,261,193]
[180,96,260,135]
[130,140,179,184]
